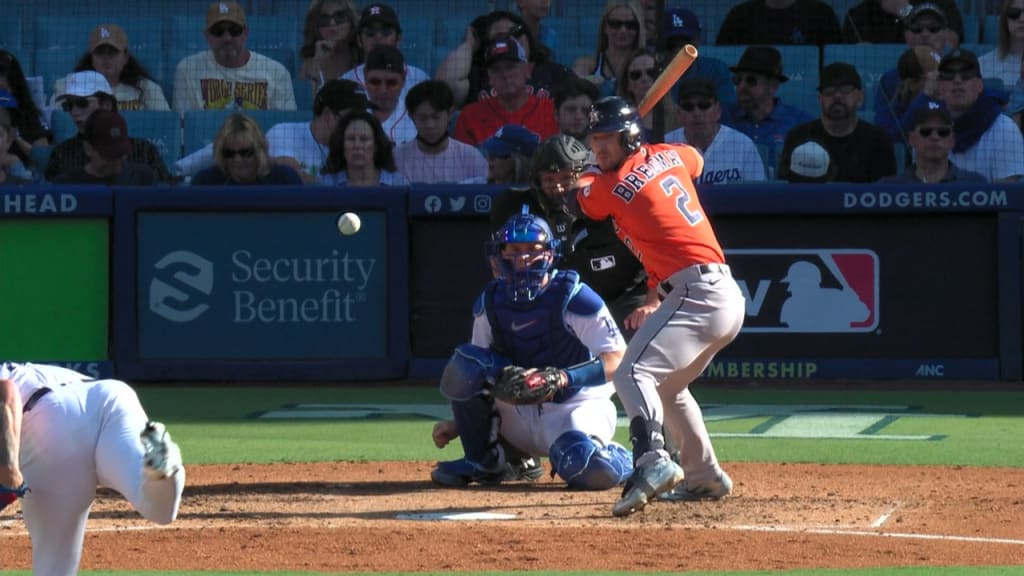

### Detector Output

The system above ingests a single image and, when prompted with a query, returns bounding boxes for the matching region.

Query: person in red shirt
[561,96,745,517]
[453,36,558,146]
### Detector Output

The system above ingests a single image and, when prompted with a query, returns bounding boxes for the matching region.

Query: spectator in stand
[979,0,1024,88]
[553,76,600,141]
[321,109,408,186]
[0,50,51,168]
[665,78,766,184]
[720,46,813,178]
[0,90,33,183]
[361,46,416,145]
[394,81,488,184]
[573,1,646,98]
[453,36,559,147]
[341,3,430,100]
[716,0,842,46]
[0,123,31,186]
[877,46,943,142]
[879,97,987,183]
[661,8,734,107]
[52,110,156,185]
[617,49,680,141]
[784,140,836,183]
[516,0,559,59]
[474,124,540,185]
[437,10,574,107]
[639,0,657,43]
[192,113,302,185]
[298,0,361,92]
[778,63,896,183]
[46,72,170,183]
[842,0,964,44]
[173,1,297,112]
[55,24,169,111]
[916,49,1024,181]
[1007,54,1024,133]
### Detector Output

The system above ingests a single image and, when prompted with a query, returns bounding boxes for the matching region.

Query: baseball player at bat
[555,96,746,517]
[430,211,633,490]
[1,362,184,575]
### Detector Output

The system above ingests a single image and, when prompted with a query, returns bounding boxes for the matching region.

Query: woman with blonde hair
[192,114,302,185]
[979,0,1024,87]
[617,49,679,141]
[299,0,361,91]
[572,1,646,98]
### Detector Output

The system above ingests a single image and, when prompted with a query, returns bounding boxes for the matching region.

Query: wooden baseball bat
[638,44,699,118]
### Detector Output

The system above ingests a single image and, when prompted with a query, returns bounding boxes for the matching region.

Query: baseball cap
[906,96,953,127]
[729,46,788,82]
[485,36,528,67]
[939,48,980,74]
[83,109,131,160]
[818,62,862,91]
[359,3,402,33]
[677,77,716,101]
[316,79,377,112]
[906,2,947,26]
[788,141,831,182]
[89,24,128,52]
[482,125,541,157]
[206,1,247,30]
[897,46,942,80]
[364,45,405,73]
[664,8,700,41]
[56,71,114,102]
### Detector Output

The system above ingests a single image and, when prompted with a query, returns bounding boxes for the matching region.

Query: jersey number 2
[661,176,703,226]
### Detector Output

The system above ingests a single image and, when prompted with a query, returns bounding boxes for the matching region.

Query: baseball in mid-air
[337,212,361,235]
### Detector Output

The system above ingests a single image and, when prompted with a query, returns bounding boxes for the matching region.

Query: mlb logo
[590,256,616,271]
[727,249,879,333]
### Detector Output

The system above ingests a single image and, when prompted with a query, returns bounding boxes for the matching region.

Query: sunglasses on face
[938,70,978,81]
[367,77,401,88]
[731,74,761,87]
[60,97,95,112]
[1006,7,1024,19]
[360,25,396,38]
[917,126,952,138]
[606,18,639,31]
[907,23,943,34]
[222,147,255,159]
[628,67,657,81]
[680,100,714,112]
[93,45,122,57]
[318,10,350,27]
[209,23,245,37]
[819,85,857,97]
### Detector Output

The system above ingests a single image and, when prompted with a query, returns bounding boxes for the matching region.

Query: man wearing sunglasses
[842,0,964,44]
[665,78,765,185]
[363,46,416,145]
[173,1,296,112]
[720,46,811,179]
[341,3,430,101]
[778,62,896,183]
[880,97,986,183]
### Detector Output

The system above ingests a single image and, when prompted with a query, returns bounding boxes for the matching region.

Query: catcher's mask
[488,210,559,303]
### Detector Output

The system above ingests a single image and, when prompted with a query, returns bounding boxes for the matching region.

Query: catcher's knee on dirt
[549,431,633,490]
[439,344,509,401]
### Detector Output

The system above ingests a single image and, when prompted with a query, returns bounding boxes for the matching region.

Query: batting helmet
[489,210,560,303]
[589,96,642,153]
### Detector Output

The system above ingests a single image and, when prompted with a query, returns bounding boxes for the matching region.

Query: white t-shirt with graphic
[665,124,766,184]
[172,50,297,112]
[393,138,489,184]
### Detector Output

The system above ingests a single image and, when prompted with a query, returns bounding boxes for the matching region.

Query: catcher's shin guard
[450,394,502,471]
[549,431,632,490]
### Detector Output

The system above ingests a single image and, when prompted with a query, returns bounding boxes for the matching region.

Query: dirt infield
[2,461,1023,571]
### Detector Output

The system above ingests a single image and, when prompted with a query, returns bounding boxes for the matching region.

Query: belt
[22,387,52,413]
[659,263,731,293]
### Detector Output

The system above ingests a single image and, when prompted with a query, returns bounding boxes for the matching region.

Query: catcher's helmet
[589,96,642,153]
[530,135,590,179]
[489,210,560,303]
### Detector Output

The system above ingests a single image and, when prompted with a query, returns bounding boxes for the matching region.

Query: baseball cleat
[430,457,543,487]
[141,421,183,480]
[660,471,733,502]
[508,457,545,482]
[612,456,685,517]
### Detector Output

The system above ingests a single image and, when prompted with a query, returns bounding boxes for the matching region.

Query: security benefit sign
[137,212,386,359]
[732,249,879,333]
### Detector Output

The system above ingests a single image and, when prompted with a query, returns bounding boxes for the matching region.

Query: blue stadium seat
[293,78,313,111]
[33,16,164,51]
[33,47,80,101]
[0,17,23,53]
[49,110,77,144]
[121,110,183,168]
[822,43,908,120]
[399,17,439,75]
[701,45,821,117]
[168,15,299,53]
[982,14,1000,45]
[963,14,982,45]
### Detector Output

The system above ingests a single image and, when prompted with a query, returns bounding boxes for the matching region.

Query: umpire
[489,135,649,339]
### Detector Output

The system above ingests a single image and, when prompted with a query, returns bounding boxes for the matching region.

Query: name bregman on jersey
[611,149,683,203]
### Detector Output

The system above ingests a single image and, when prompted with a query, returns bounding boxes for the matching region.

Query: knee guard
[439,344,509,401]
[549,431,633,490]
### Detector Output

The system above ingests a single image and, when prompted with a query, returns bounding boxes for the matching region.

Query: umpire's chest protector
[486,271,592,372]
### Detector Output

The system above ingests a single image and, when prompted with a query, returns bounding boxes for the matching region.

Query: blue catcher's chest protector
[485,270,591,403]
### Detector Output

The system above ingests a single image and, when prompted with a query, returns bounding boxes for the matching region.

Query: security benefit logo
[149,250,214,322]
[730,249,879,333]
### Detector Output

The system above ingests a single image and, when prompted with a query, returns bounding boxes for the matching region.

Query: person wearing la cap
[53,24,169,111]
[875,45,942,142]
[841,0,964,44]
[778,62,896,183]
[341,3,430,100]
[474,124,540,185]
[362,45,416,145]
[879,97,986,183]
[659,7,734,107]
[665,77,765,184]
[905,48,1024,182]
[720,46,811,179]
[453,36,558,147]
[172,1,296,112]
[45,71,171,183]
[52,109,156,185]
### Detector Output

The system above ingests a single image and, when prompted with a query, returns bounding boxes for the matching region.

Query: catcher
[430,210,632,490]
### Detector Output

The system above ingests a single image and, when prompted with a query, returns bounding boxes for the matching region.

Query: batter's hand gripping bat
[638,44,699,118]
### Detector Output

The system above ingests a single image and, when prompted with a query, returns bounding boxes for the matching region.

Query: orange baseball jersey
[576,143,725,287]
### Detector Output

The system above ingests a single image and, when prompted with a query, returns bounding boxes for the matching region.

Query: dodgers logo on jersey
[728,249,879,333]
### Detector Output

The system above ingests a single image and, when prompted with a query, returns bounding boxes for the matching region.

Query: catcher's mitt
[0,482,28,513]
[493,365,564,405]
